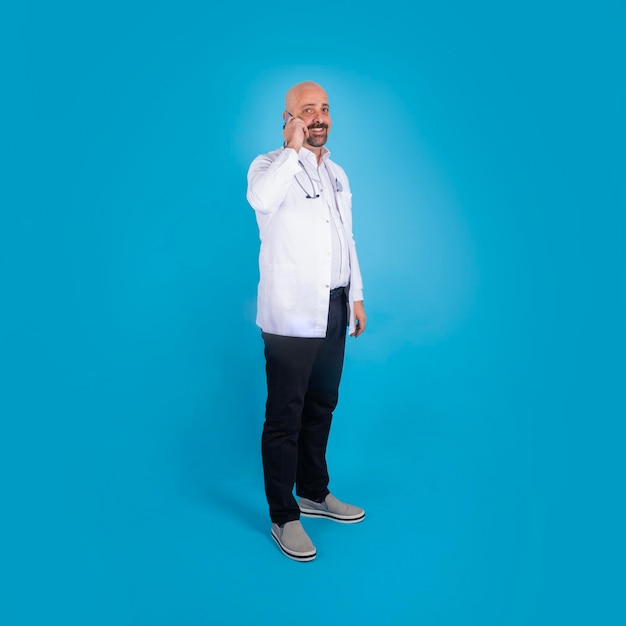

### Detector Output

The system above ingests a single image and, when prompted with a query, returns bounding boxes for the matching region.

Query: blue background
[2,1,625,624]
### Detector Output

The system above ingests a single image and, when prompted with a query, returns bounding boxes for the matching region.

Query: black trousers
[261,289,348,525]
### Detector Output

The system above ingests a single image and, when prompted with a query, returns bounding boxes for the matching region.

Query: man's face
[286,85,332,149]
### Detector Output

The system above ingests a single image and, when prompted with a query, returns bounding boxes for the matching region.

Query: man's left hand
[350,301,367,338]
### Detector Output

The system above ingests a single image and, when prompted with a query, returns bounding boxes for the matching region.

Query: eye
[323,107,329,113]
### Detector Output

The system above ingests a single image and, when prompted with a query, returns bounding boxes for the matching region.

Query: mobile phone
[283,112,293,129]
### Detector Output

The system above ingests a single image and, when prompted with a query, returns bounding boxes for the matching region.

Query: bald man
[247,81,366,561]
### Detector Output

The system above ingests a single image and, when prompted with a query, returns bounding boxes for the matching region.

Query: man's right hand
[283,115,308,152]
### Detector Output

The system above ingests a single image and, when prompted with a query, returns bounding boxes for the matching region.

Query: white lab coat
[247,146,364,338]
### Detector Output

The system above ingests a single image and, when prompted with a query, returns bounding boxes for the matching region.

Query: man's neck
[301,145,326,166]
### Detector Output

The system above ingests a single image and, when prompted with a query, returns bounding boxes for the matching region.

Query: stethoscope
[295,161,343,200]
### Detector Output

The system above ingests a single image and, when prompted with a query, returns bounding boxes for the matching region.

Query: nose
[312,113,328,126]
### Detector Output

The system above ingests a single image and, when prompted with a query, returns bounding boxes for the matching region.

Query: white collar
[297,146,330,164]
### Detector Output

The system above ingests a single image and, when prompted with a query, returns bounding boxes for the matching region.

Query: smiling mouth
[308,125,328,132]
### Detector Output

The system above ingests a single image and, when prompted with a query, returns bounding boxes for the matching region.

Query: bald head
[285,81,328,112]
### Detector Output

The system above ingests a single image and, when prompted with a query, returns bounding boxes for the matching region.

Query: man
[246,81,366,562]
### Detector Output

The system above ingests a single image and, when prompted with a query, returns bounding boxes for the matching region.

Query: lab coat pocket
[264,263,298,310]
[336,191,353,229]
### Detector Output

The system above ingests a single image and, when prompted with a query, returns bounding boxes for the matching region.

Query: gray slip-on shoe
[271,520,316,562]
[298,494,365,523]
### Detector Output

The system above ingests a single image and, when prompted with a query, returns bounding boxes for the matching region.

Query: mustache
[307,123,328,130]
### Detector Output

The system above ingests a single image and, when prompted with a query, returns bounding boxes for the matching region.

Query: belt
[330,286,347,300]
